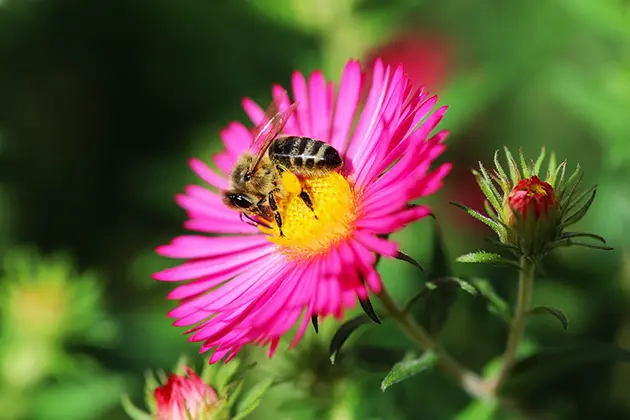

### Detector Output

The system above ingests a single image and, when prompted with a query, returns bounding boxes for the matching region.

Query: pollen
[259,172,357,259]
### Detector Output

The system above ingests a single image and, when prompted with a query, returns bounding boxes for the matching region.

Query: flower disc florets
[454,147,611,259]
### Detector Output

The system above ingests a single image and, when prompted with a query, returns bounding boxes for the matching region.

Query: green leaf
[329,315,373,364]
[381,351,438,391]
[502,342,630,395]
[561,189,597,227]
[471,279,511,324]
[449,202,504,237]
[533,146,546,176]
[560,231,608,244]
[518,148,530,178]
[528,306,568,330]
[233,379,274,420]
[215,357,241,394]
[456,251,520,269]
[121,395,152,420]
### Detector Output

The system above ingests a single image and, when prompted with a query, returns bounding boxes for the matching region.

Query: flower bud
[506,175,556,222]
[453,147,611,261]
[154,368,219,420]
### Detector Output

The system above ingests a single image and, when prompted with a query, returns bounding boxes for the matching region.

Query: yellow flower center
[529,183,548,196]
[259,172,357,259]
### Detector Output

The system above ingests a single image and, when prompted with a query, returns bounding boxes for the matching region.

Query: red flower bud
[507,176,556,221]
[154,368,219,420]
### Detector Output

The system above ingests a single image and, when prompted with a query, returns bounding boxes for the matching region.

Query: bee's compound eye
[229,194,253,209]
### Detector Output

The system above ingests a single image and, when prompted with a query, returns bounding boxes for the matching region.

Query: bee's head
[223,191,255,210]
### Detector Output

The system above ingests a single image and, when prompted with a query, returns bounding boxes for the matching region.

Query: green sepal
[232,378,274,420]
[143,370,160,413]
[449,202,504,238]
[329,315,375,364]
[528,306,568,330]
[561,188,597,228]
[121,395,152,420]
[533,146,546,176]
[215,357,241,395]
[547,237,614,251]
[456,251,520,269]
[380,351,438,392]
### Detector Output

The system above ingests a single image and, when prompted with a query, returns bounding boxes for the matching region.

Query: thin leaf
[504,147,518,185]
[233,379,274,420]
[215,358,241,394]
[476,163,503,212]
[548,238,614,251]
[561,189,597,227]
[381,351,438,391]
[493,150,509,191]
[563,184,597,215]
[533,146,546,176]
[518,148,530,178]
[559,166,582,203]
[329,315,374,364]
[546,151,557,182]
[560,231,608,244]
[121,396,152,420]
[359,296,382,324]
[456,251,520,269]
[311,314,319,333]
[528,306,568,330]
[450,202,503,234]
[395,250,424,272]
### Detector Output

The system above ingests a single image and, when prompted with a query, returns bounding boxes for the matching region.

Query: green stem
[491,255,535,392]
[376,287,493,401]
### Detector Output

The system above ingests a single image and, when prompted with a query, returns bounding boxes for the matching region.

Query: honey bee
[222,99,343,237]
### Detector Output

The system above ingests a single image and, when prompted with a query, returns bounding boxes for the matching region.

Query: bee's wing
[247,99,298,176]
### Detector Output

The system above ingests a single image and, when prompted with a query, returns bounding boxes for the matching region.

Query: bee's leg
[276,165,318,219]
[268,191,284,237]
[299,191,318,219]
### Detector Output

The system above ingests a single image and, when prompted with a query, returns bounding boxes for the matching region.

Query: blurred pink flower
[154,368,218,420]
[154,59,451,363]
[366,31,455,93]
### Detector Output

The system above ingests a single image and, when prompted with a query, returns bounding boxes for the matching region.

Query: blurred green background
[0,0,629,419]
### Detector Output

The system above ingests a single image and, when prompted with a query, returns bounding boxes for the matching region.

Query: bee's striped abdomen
[269,136,342,173]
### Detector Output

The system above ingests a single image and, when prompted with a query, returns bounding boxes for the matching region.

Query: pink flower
[154,59,451,363]
[154,368,219,420]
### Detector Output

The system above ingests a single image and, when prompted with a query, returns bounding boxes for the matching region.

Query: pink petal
[190,159,229,190]
[153,244,275,281]
[242,97,265,127]
[291,71,310,136]
[156,234,269,259]
[308,70,331,142]
[330,60,362,152]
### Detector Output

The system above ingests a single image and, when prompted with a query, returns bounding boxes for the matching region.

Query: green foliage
[528,306,569,330]
[0,0,627,418]
[381,351,438,391]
